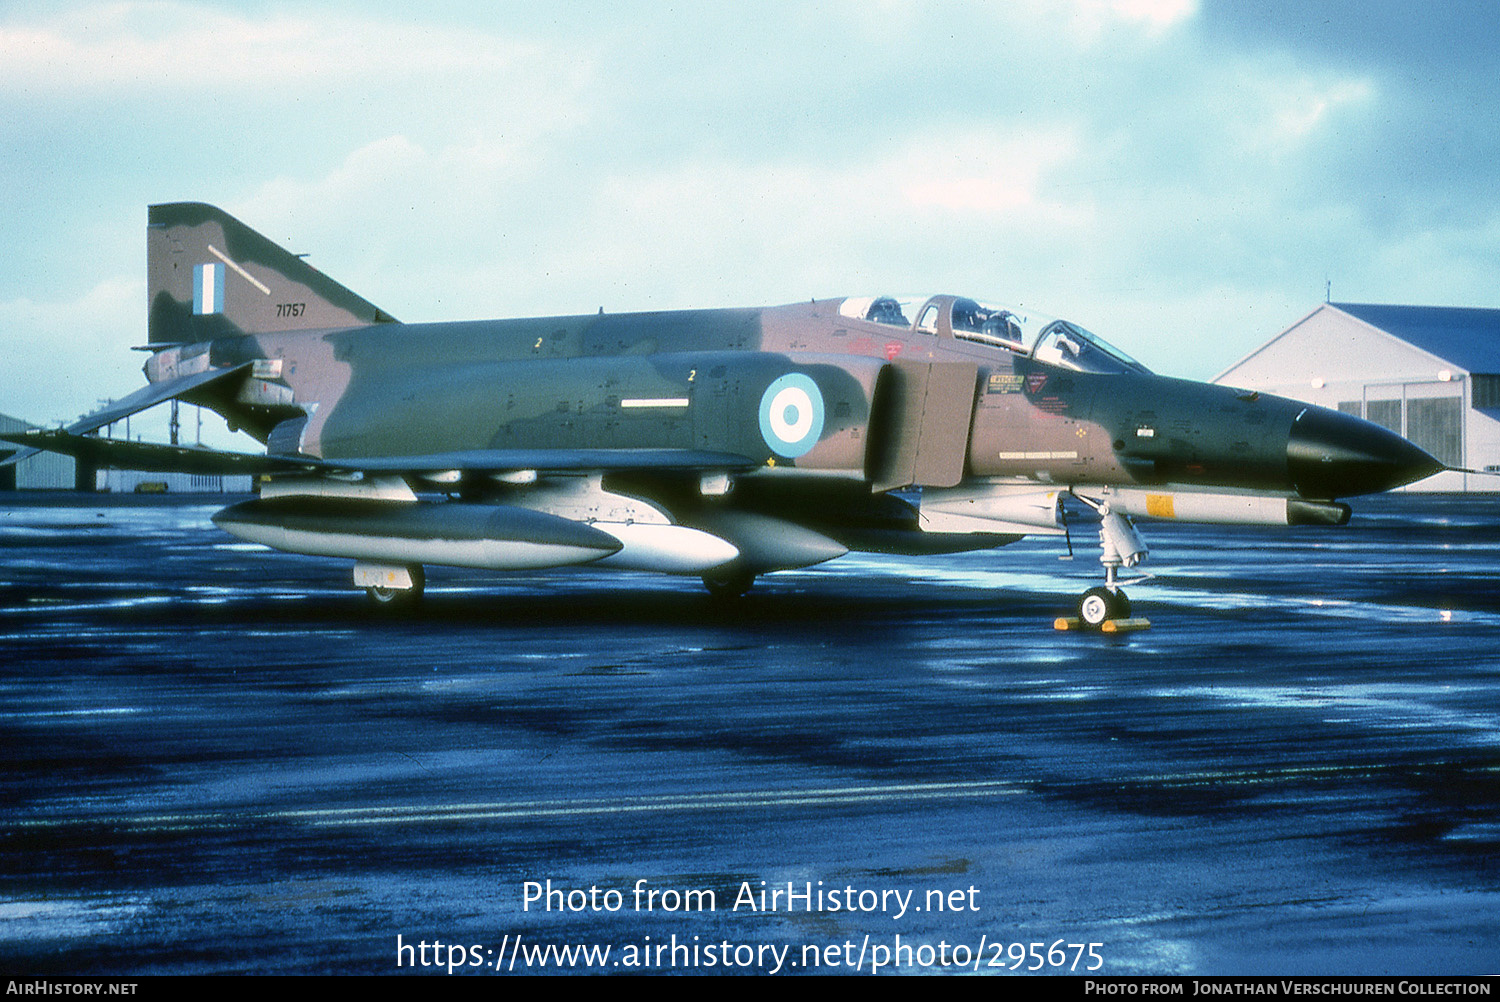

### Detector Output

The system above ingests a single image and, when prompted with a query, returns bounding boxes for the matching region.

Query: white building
[1215,303,1500,492]
[97,469,253,494]
[2,410,251,493]
[0,412,78,489]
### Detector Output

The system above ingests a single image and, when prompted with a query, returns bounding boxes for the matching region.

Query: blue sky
[3,1,1498,436]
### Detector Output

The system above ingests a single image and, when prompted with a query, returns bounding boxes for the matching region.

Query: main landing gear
[355,562,425,608]
[702,567,756,600]
[1069,496,1147,631]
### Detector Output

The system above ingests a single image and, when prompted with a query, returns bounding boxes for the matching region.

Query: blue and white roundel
[758,373,825,458]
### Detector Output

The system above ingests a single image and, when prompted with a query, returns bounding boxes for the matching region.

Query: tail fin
[147,202,397,345]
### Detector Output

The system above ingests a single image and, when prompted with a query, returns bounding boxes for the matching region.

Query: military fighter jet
[2,203,1442,625]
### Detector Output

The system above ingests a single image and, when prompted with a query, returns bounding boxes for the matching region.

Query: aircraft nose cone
[1287,406,1443,498]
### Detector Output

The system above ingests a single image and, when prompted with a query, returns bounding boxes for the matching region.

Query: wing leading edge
[0,427,760,479]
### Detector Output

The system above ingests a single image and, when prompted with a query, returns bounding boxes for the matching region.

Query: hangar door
[1338,382,1462,468]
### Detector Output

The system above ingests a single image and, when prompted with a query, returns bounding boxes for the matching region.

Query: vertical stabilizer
[147,202,397,344]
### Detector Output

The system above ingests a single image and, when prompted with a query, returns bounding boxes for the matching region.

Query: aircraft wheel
[1078,586,1129,628]
[702,568,755,600]
[366,565,425,608]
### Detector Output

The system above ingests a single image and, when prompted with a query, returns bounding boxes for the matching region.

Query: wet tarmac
[2,492,1498,975]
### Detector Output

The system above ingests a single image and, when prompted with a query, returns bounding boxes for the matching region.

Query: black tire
[1078,586,1129,627]
[702,568,755,600]
[366,565,425,608]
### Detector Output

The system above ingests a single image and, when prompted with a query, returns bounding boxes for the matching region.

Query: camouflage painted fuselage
[32,201,1403,593]
[159,297,1397,506]
[0,202,1441,605]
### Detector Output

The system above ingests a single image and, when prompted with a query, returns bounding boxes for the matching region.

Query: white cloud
[512,126,1095,311]
[0,2,555,94]
[898,129,1082,216]
[0,278,144,425]
[847,0,1198,39]
[231,131,586,319]
[1103,0,1198,32]
[0,3,596,187]
[1019,0,1198,40]
[3,0,1497,415]
[1229,72,1377,154]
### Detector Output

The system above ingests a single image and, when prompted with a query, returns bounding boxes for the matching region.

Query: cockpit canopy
[837,294,1150,375]
[1030,319,1148,375]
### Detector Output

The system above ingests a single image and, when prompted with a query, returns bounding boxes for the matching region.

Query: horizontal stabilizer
[1,364,250,469]
[68,364,250,437]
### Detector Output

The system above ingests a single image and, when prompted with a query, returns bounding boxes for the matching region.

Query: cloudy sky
[3,0,1498,438]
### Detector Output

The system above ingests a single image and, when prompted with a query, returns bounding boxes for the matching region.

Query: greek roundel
[758,373,825,458]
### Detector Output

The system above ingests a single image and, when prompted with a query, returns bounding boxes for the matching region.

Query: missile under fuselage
[1103,490,1352,526]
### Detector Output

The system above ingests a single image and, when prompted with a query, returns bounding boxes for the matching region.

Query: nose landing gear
[1066,495,1149,631]
[355,561,425,609]
[1078,581,1132,628]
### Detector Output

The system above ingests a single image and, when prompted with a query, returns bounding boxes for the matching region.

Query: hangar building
[0,412,80,490]
[1214,303,1500,492]
[3,406,250,493]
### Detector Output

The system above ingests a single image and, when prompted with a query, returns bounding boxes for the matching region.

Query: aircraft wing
[335,448,759,474]
[0,430,311,475]
[0,425,758,478]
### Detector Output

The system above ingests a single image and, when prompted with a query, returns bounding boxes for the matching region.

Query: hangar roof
[1334,303,1500,375]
